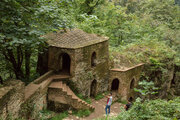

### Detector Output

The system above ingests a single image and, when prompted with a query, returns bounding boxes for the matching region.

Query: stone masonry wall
[110,64,144,101]
[0,80,25,120]
[48,46,75,75]
[72,41,109,96]
[21,90,47,119]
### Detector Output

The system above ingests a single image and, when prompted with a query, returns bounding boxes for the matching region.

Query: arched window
[111,78,119,91]
[130,78,135,89]
[91,52,96,67]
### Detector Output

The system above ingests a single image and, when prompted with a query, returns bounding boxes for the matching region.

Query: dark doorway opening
[90,79,97,97]
[91,52,96,67]
[111,79,119,91]
[130,78,135,89]
[59,53,71,74]
[129,97,133,102]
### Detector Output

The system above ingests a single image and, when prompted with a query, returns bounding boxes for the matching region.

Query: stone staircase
[48,81,95,111]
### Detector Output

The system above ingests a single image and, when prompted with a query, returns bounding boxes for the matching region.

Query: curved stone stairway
[48,81,95,111]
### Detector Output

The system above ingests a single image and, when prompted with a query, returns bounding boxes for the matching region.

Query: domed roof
[45,29,108,49]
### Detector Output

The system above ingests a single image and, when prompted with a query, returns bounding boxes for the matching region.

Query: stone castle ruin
[0,29,143,119]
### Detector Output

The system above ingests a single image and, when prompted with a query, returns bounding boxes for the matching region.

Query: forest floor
[64,97,123,120]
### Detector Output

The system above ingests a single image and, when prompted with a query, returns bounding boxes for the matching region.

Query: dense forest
[0,0,180,119]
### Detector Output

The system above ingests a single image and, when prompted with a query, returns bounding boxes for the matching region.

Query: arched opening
[129,97,133,102]
[90,79,97,97]
[111,79,119,91]
[91,52,96,67]
[170,74,176,88]
[130,78,135,89]
[59,53,71,74]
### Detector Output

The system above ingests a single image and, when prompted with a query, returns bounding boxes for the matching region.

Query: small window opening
[91,52,96,67]
[130,78,135,89]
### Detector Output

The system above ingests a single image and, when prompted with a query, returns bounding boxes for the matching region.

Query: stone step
[48,80,95,111]
[48,81,63,89]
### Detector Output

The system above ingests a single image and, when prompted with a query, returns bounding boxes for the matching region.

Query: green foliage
[134,80,159,97]
[50,111,68,120]
[98,97,180,120]
[0,0,74,81]
[77,94,92,104]
[37,109,54,120]
[72,109,91,117]
[78,0,179,66]
[95,93,104,100]
[114,98,127,105]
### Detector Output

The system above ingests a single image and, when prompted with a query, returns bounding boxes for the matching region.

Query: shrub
[95,93,104,100]
[103,97,180,120]
[77,94,92,104]
[72,109,91,117]
[50,111,68,120]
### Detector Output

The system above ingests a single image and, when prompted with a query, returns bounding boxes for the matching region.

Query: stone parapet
[0,80,25,120]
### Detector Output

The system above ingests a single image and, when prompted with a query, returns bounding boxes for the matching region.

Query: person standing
[105,93,113,115]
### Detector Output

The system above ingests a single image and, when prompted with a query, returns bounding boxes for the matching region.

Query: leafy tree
[0,0,73,80]
[74,0,106,15]
[134,80,159,99]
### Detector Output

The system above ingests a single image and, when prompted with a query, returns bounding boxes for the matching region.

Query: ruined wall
[110,64,144,101]
[21,88,47,119]
[0,71,54,119]
[21,73,54,119]
[0,80,25,120]
[72,41,109,96]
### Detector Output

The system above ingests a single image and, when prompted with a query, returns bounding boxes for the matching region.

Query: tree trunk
[3,47,24,79]
[25,49,31,79]
[0,76,3,84]
[14,68,24,79]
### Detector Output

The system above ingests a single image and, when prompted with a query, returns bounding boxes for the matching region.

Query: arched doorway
[111,79,119,91]
[91,52,96,67]
[59,53,71,74]
[129,97,133,102]
[130,78,135,89]
[90,80,97,97]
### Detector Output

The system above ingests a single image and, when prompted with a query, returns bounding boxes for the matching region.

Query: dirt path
[64,97,123,120]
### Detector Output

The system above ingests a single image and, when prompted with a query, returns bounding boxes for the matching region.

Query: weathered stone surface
[47,80,95,111]
[110,64,144,101]
[45,29,108,49]
[48,38,109,97]
[72,41,109,96]
[0,80,25,120]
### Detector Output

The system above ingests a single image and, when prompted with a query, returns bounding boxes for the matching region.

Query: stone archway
[59,53,71,74]
[111,78,119,91]
[130,78,135,89]
[90,79,97,97]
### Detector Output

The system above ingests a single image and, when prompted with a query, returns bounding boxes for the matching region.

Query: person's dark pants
[105,105,111,115]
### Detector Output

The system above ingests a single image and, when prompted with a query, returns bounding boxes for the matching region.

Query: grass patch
[95,93,104,100]
[112,98,127,105]
[72,109,91,117]
[38,109,55,119]
[50,111,68,120]
[77,94,92,104]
